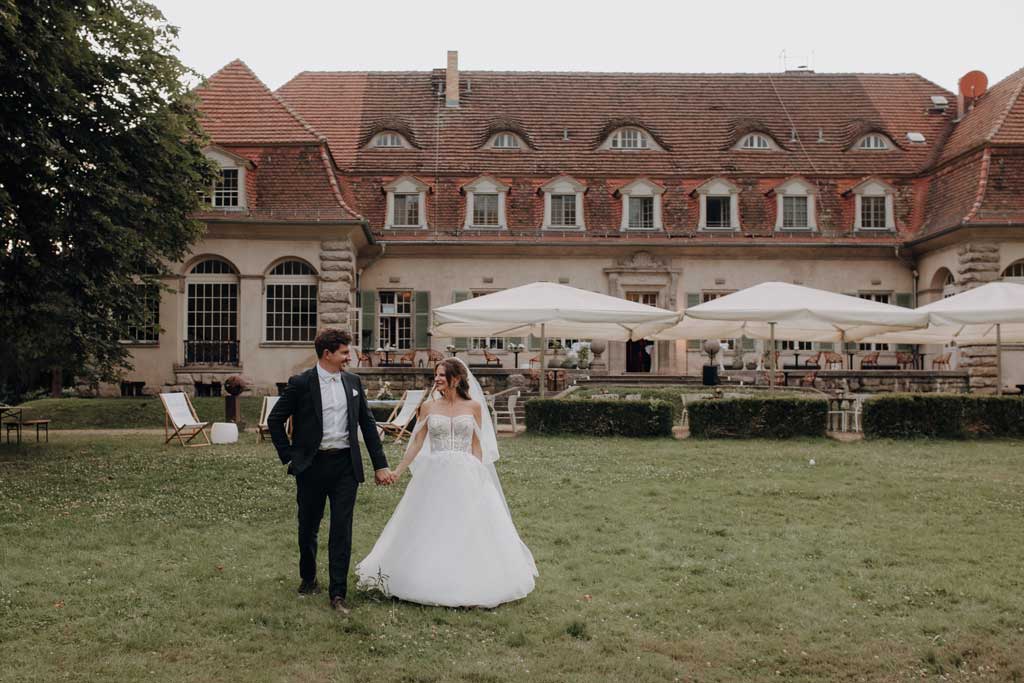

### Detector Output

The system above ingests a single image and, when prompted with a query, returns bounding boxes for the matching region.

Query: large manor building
[124,53,1024,394]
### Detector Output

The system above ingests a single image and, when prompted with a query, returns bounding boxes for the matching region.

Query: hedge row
[525,399,674,437]
[688,397,828,439]
[862,394,1024,439]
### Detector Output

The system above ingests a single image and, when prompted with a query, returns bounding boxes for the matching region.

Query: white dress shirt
[316,363,350,449]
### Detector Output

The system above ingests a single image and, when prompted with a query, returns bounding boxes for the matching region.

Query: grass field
[2,433,1023,682]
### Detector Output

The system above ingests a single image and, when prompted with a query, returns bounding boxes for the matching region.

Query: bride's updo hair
[435,359,473,401]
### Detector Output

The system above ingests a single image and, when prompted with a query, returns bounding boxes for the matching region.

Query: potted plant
[224,375,249,426]
[577,344,591,369]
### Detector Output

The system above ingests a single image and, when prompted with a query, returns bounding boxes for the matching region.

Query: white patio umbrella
[860,281,1024,392]
[647,282,930,389]
[431,282,679,396]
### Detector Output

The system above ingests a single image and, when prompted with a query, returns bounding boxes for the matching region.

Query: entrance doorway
[625,292,658,372]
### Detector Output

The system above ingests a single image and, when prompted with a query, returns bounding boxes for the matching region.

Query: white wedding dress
[356,412,537,608]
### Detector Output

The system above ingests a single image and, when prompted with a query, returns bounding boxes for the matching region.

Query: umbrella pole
[996,323,1003,395]
[539,323,547,398]
[769,322,776,392]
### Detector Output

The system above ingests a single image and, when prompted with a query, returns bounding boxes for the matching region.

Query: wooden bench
[5,419,50,443]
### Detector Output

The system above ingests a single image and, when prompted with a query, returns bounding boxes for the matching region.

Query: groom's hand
[373,468,392,486]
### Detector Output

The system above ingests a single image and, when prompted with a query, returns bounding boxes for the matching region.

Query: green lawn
[2,434,1023,682]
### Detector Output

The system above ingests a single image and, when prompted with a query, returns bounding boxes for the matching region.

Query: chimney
[445,50,459,108]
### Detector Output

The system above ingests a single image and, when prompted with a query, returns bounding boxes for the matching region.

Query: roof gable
[196,60,322,145]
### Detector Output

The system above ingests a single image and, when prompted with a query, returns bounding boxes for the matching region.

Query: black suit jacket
[267,367,388,482]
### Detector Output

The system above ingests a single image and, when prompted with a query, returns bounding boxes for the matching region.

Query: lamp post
[508,342,525,368]
[445,344,458,358]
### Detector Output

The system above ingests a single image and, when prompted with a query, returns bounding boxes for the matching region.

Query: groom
[268,328,391,614]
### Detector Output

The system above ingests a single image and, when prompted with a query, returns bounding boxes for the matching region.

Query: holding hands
[374,468,402,486]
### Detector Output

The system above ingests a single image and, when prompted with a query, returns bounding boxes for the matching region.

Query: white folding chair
[159,392,211,447]
[377,390,425,442]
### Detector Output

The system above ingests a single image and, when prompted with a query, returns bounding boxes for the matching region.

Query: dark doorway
[626,339,653,372]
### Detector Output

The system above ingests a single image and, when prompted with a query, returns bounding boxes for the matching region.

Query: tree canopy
[0,0,212,398]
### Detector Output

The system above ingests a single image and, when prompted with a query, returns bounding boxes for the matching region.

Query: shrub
[862,394,1024,439]
[688,397,827,439]
[525,399,674,437]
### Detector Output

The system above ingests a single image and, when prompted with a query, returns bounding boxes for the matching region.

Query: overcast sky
[158,0,1023,93]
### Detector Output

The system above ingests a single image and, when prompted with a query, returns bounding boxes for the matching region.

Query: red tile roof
[277,71,954,177]
[194,60,361,221]
[939,67,1024,165]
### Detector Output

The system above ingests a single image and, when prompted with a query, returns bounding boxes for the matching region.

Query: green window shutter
[895,292,913,308]
[528,335,540,351]
[844,341,857,352]
[818,342,834,351]
[896,343,914,352]
[507,336,523,346]
[741,335,755,351]
[360,290,376,350]
[686,293,701,350]
[414,291,430,348]
[452,290,470,351]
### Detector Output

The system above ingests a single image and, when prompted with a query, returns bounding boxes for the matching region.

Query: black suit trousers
[295,449,359,599]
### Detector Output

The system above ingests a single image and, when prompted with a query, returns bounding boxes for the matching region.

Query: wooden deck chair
[377,389,425,442]
[256,396,292,443]
[159,392,211,447]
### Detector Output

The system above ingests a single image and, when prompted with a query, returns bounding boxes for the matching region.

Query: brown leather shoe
[330,596,351,615]
[297,579,320,596]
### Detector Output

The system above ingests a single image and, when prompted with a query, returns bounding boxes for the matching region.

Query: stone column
[319,239,355,332]
[955,242,1001,393]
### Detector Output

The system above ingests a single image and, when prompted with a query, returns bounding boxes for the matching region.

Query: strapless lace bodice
[426,413,476,453]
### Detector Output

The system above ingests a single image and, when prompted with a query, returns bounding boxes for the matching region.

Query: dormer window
[772,178,816,231]
[856,134,891,150]
[213,169,239,208]
[383,176,429,229]
[462,176,509,230]
[850,178,895,231]
[738,133,776,150]
[617,179,664,231]
[694,178,741,231]
[371,131,410,148]
[488,132,522,149]
[541,176,587,230]
[202,146,250,211]
[612,128,647,149]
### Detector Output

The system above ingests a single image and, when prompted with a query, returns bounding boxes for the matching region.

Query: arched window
[611,128,648,149]
[943,270,957,298]
[857,133,891,150]
[1003,260,1024,280]
[265,260,318,342]
[739,133,776,150]
[488,132,522,149]
[371,131,410,148]
[186,258,239,364]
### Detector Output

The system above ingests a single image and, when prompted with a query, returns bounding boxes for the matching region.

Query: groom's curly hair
[435,359,473,401]
[314,328,352,358]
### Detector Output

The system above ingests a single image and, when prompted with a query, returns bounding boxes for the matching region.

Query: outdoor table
[0,404,24,444]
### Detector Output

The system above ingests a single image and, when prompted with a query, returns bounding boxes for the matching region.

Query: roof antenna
[562,128,569,140]
[817,128,824,143]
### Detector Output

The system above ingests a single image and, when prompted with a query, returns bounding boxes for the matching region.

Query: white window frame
[121,281,161,344]
[851,178,895,231]
[462,176,509,230]
[263,260,318,344]
[1003,260,1024,281]
[773,178,817,231]
[183,258,240,359]
[383,176,429,229]
[856,134,891,150]
[370,131,410,148]
[736,133,779,151]
[486,132,523,149]
[541,175,586,230]
[202,147,249,211]
[600,127,664,151]
[695,178,741,231]
[618,178,664,231]
[378,290,413,350]
[700,291,738,350]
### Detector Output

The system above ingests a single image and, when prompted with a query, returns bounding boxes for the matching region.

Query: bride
[355,358,537,608]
